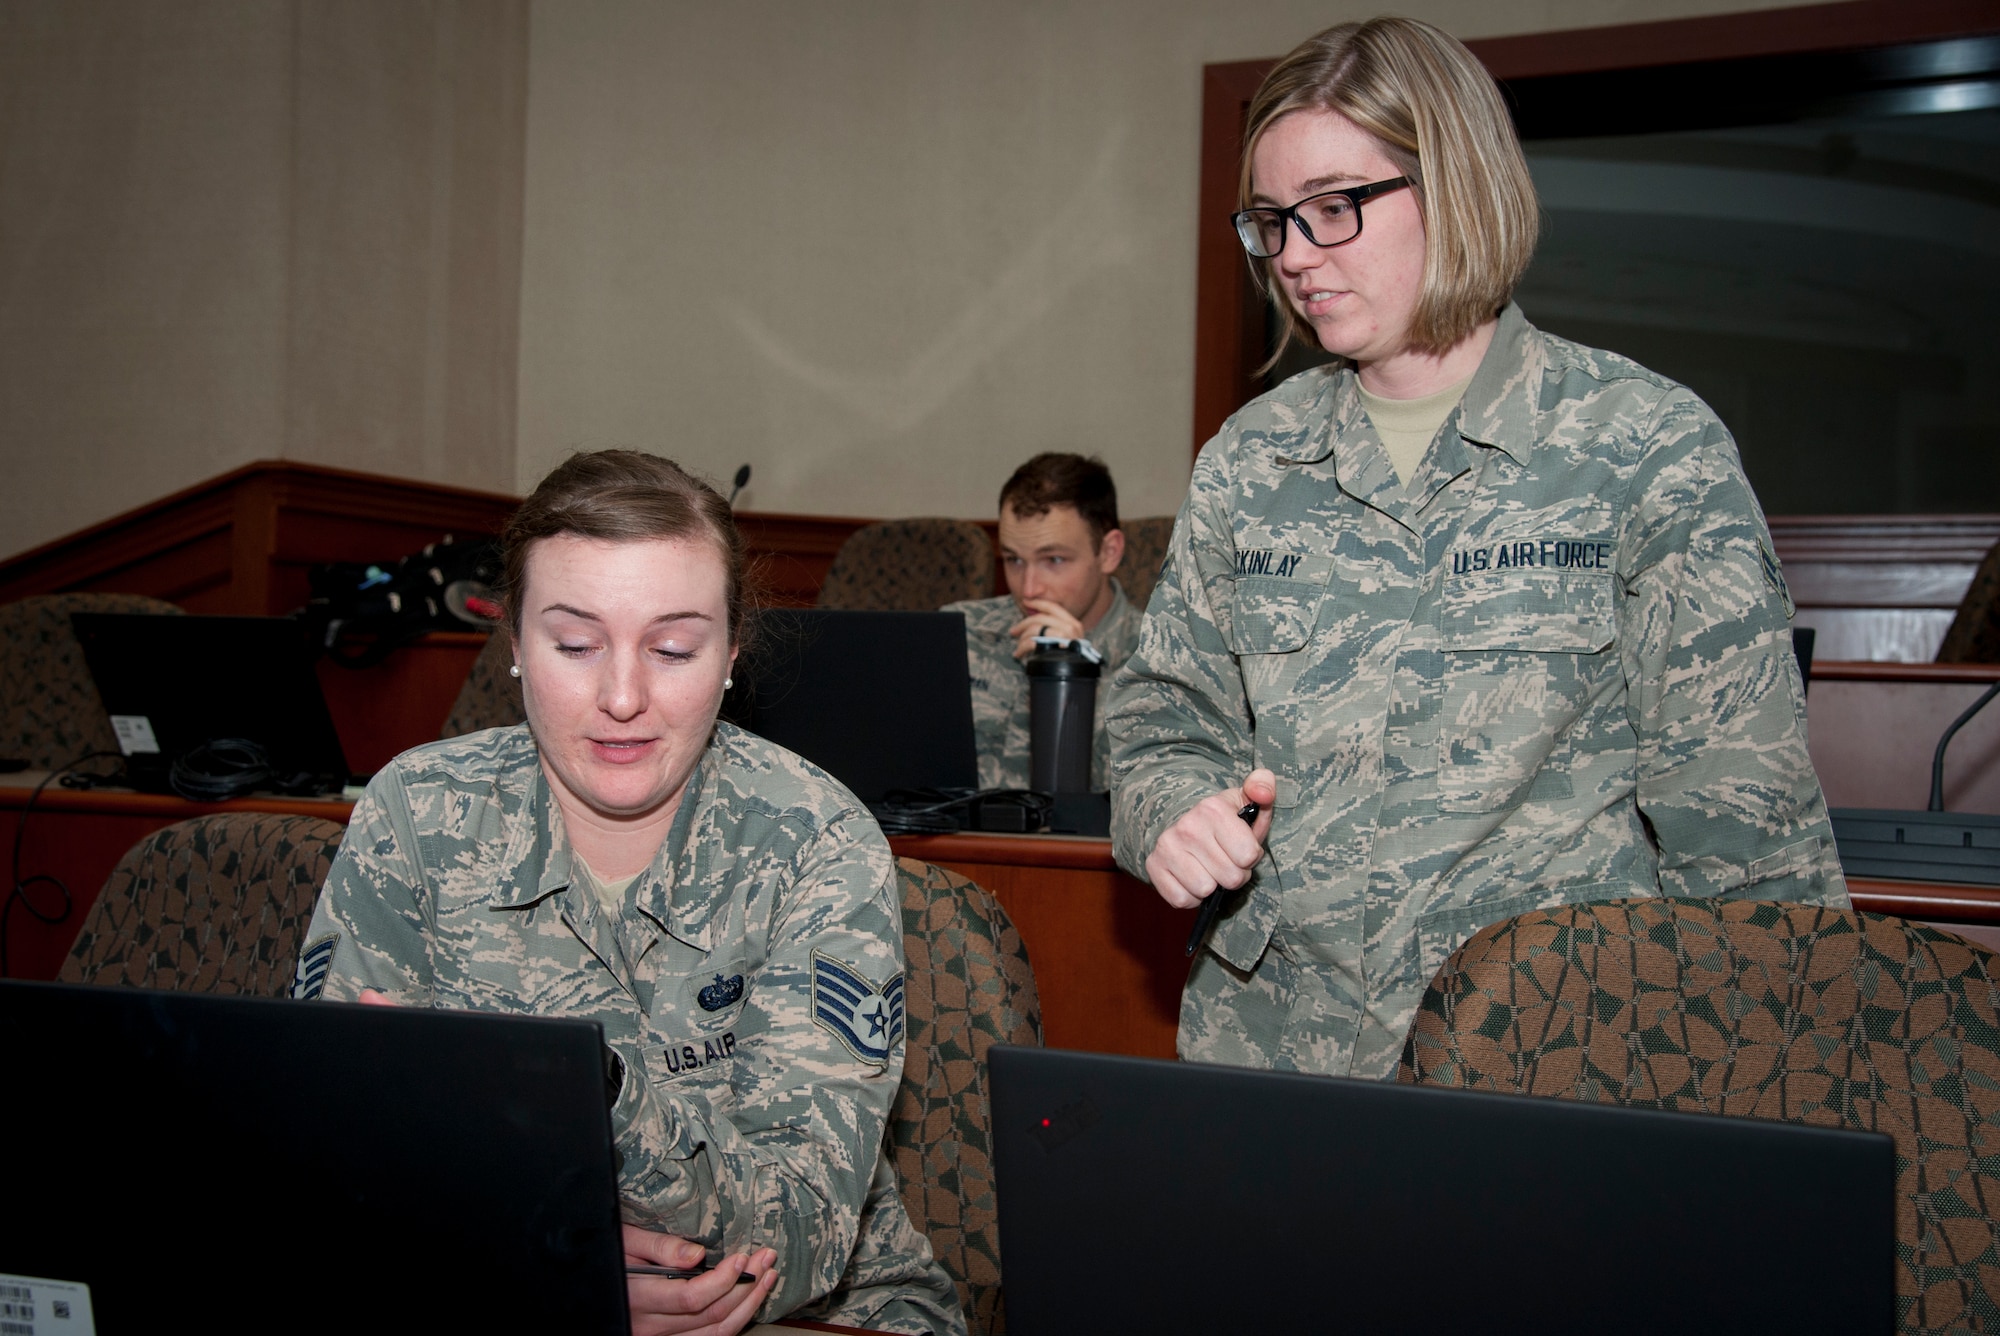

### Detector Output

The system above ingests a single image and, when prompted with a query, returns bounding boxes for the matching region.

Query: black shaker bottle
[1026,642,1101,794]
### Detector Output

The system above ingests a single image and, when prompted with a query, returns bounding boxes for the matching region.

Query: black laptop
[0,981,628,1335]
[990,1045,1895,1334]
[723,609,977,804]
[70,613,352,794]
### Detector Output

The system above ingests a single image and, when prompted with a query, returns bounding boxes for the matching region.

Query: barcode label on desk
[108,715,160,756]
[0,1275,96,1335]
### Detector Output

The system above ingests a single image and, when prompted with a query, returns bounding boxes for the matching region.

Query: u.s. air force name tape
[810,950,904,1068]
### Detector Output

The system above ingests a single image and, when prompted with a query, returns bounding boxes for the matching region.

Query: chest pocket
[1436,570,1617,813]
[1216,553,1335,655]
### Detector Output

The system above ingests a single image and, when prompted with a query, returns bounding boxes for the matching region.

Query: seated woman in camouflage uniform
[1108,17,1848,1081]
[296,451,964,1336]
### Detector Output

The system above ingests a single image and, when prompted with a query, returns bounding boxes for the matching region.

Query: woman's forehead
[1251,109,1398,199]
[523,533,727,605]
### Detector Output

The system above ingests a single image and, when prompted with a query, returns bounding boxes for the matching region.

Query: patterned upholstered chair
[891,858,1043,1336]
[1115,516,1174,615]
[440,630,525,738]
[59,813,344,996]
[1938,535,2000,662]
[1400,898,2000,1336]
[816,519,994,612]
[0,592,184,770]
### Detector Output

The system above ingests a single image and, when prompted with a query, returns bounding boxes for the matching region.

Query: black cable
[169,737,276,802]
[3,749,125,979]
[868,787,1053,836]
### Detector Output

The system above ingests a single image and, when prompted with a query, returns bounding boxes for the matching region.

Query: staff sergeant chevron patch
[810,950,904,1068]
[292,933,338,1000]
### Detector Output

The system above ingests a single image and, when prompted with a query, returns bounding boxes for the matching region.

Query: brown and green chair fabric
[817,519,994,612]
[1400,898,2000,1335]
[890,858,1043,1336]
[440,628,526,738]
[59,813,344,997]
[1115,515,1175,615]
[0,592,184,771]
[1938,534,2000,663]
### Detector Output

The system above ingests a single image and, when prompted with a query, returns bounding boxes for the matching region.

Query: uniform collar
[1453,303,1542,468]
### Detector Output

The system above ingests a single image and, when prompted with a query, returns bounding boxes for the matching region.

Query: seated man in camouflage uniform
[943,453,1145,792]
[294,451,964,1336]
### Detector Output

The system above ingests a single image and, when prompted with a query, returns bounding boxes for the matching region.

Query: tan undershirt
[573,856,641,916]
[1357,372,1475,486]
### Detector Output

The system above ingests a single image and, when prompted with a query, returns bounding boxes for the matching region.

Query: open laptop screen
[0,981,627,1335]
[722,609,977,803]
[69,613,352,794]
[991,1045,1894,1335]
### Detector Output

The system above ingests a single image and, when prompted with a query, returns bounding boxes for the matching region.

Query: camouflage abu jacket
[1107,304,1847,1080]
[944,580,1144,791]
[295,722,964,1336]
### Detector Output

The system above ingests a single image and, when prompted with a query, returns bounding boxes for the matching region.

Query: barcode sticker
[0,1274,95,1335]
[108,715,160,756]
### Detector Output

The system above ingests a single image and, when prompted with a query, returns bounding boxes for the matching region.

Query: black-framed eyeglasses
[1231,177,1411,259]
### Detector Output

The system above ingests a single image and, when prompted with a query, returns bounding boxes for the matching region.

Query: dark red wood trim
[1191,61,1275,455]
[889,831,1119,871]
[1850,878,2000,924]
[1811,661,2000,684]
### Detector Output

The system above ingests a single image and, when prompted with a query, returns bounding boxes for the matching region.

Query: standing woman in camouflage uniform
[296,452,964,1336]
[1107,18,1846,1080]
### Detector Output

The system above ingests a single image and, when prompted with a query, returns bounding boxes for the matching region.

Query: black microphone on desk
[727,463,751,508]
[1930,680,2000,812]
[1829,672,2000,885]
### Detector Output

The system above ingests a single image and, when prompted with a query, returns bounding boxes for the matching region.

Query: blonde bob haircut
[1242,17,1540,365]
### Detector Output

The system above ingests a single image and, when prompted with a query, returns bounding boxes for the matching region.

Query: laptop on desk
[723,609,978,805]
[0,980,627,1335]
[69,613,353,795]
[990,1046,1894,1335]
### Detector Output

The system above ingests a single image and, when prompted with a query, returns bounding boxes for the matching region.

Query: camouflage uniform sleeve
[609,811,909,1320]
[1106,440,1254,879]
[293,765,436,1002]
[1619,387,1847,904]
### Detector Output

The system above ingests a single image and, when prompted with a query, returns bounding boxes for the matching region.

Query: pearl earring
[509,664,521,678]
[724,676,733,689]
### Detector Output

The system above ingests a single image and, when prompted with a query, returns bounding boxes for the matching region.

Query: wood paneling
[1807,661,2000,812]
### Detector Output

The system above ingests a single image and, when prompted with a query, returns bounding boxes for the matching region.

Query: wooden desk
[7,782,1997,1056]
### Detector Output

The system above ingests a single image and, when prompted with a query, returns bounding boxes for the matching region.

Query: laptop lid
[990,1045,1894,1335]
[0,981,628,1336]
[69,613,352,793]
[722,609,977,803]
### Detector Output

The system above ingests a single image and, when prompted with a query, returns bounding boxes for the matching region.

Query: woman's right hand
[1144,770,1277,909]
[624,1225,778,1336]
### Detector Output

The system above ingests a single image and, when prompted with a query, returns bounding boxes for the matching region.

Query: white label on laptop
[0,1273,96,1334]
[108,715,160,756]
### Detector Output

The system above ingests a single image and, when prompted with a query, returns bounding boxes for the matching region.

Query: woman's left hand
[624,1224,778,1336]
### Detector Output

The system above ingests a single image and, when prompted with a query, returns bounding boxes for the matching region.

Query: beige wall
[0,0,526,560]
[2,0,1813,560]
[516,0,1811,522]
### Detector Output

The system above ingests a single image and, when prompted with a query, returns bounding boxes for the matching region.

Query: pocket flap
[1218,554,1334,655]
[1440,571,1615,653]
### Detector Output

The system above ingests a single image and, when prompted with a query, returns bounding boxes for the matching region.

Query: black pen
[626,1265,758,1284]
[1184,801,1261,957]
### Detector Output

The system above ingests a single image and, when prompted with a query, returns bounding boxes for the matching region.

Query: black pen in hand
[625,1265,758,1284]
[1184,801,1261,958]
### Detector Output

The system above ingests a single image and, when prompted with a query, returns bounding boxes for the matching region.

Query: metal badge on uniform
[1759,539,1796,617]
[291,932,338,1000]
[0,1272,96,1334]
[810,950,905,1068]
[697,972,744,1011]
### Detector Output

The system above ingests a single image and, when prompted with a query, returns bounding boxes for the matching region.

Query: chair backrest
[59,813,345,996]
[891,857,1043,1336]
[0,593,185,770]
[1938,534,2000,662]
[816,519,994,611]
[440,630,525,738]
[1115,516,1174,615]
[1399,897,2000,1336]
